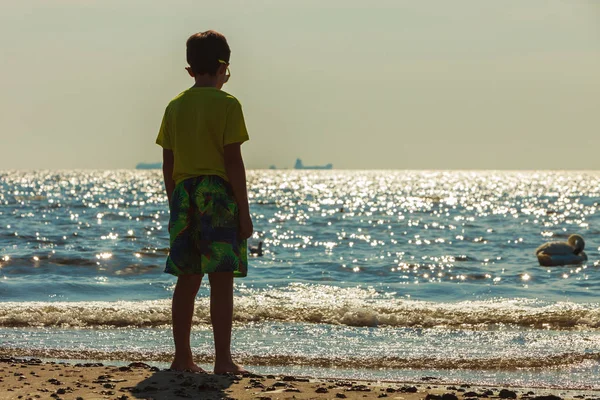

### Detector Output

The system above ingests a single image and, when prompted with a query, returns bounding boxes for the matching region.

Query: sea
[0,170,599,389]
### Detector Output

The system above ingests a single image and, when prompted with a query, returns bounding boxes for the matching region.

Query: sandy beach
[1,357,598,400]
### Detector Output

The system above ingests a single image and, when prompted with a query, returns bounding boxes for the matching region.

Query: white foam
[0,284,598,329]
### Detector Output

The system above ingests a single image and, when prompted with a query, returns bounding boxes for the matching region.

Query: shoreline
[1,357,599,400]
[2,348,600,391]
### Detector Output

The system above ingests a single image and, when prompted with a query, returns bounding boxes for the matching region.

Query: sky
[0,0,598,170]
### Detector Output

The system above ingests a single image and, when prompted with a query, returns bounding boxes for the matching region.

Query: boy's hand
[224,143,252,240]
[239,213,254,240]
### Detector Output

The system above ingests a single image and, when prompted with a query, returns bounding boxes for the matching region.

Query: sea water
[0,170,599,388]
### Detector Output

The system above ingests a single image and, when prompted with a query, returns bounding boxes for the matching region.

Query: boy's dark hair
[186,30,231,75]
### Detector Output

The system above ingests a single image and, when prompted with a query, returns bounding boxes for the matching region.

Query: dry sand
[1,357,598,400]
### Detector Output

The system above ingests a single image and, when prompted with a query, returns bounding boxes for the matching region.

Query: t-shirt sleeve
[155,106,172,150]
[223,99,250,146]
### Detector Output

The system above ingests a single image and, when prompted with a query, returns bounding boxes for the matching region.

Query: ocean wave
[0,285,598,329]
[1,346,598,370]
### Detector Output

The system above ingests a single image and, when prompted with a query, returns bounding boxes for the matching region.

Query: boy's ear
[185,67,195,77]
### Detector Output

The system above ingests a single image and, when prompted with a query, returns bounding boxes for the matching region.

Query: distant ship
[136,162,162,170]
[294,158,333,170]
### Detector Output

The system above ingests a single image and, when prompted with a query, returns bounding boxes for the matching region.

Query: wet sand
[1,357,598,400]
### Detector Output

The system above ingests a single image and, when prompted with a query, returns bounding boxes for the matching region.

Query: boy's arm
[224,143,253,239]
[162,149,175,205]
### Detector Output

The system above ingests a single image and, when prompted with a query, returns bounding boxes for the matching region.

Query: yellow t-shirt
[155,87,249,184]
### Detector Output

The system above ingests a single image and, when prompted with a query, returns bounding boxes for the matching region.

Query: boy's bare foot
[214,360,248,375]
[169,361,206,373]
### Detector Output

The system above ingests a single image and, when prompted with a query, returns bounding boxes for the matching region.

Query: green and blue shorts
[165,175,247,277]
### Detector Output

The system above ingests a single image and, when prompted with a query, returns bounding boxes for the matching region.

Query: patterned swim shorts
[165,175,247,277]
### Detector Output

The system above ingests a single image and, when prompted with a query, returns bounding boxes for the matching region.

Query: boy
[156,30,252,374]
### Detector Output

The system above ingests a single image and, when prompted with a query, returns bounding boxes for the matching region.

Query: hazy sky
[1,0,598,170]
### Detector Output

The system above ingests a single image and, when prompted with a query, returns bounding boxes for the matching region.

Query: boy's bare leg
[209,272,248,374]
[170,273,205,372]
